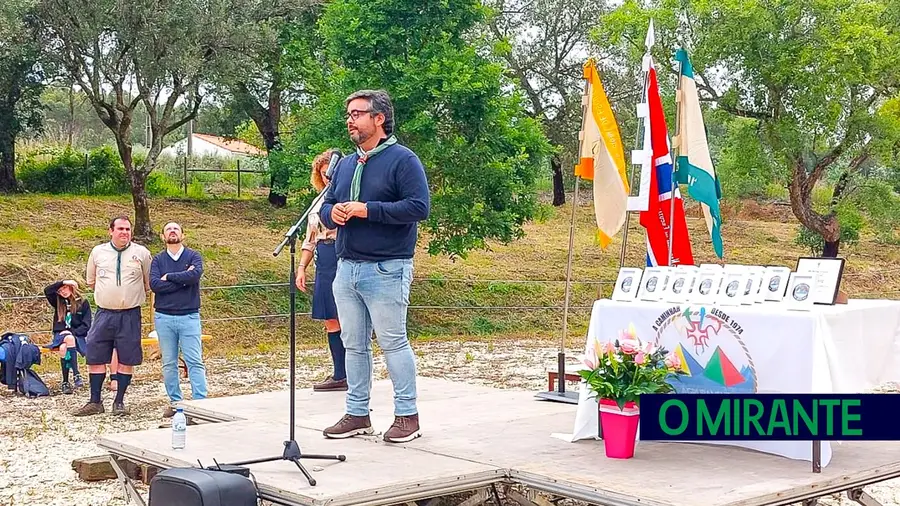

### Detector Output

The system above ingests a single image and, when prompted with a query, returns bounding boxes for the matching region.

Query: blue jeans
[154,312,207,404]
[332,258,417,417]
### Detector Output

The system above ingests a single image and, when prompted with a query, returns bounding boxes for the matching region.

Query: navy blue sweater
[150,247,203,316]
[320,140,430,261]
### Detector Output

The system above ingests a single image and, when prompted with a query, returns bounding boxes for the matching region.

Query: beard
[166,236,182,244]
[350,128,371,146]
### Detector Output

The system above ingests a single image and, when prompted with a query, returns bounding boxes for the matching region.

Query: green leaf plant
[577,324,688,411]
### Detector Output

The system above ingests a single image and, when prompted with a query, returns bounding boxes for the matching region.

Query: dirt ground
[1,339,898,506]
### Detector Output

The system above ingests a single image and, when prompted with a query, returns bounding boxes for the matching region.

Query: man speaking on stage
[319,89,430,443]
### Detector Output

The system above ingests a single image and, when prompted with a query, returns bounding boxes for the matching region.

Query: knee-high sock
[89,373,105,403]
[60,358,70,383]
[328,330,346,381]
[114,374,131,404]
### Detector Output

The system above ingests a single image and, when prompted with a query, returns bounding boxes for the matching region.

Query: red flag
[639,65,694,266]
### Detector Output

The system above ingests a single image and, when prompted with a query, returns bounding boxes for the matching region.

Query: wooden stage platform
[97,378,900,506]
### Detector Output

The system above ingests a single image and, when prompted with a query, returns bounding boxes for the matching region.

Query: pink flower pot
[598,398,640,459]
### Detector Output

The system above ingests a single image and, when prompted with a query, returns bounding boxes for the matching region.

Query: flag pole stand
[535,78,591,405]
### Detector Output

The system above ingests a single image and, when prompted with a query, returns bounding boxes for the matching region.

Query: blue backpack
[0,332,49,398]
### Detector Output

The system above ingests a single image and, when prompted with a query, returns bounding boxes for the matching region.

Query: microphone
[324,150,342,180]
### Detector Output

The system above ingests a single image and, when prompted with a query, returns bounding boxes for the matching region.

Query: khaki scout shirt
[86,242,152,310]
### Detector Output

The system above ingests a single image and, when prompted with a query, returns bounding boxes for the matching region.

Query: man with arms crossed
[75,216,152,416]
[319,89,430,443]
[150,222,208,418]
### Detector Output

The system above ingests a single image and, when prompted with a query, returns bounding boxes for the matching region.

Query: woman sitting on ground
[43,279,92,394]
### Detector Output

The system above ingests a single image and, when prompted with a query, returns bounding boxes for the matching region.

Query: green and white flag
[674,48,724,258]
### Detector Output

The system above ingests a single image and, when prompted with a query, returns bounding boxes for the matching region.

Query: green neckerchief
[349,135,398,201]
[110,241,130,286]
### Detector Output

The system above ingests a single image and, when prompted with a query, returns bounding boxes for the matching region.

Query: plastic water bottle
[172,408,187,450]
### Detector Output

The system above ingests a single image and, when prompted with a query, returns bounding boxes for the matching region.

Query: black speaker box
[149,468,258,506]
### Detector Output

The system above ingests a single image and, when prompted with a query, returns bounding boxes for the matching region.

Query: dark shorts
[85,307,143,366]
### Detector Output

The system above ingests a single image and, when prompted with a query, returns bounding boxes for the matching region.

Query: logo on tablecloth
[652,306,757,394]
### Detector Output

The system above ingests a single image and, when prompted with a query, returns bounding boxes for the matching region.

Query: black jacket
[43,281,92,339]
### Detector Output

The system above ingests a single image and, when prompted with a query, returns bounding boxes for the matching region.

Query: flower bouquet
[578,324,686,458]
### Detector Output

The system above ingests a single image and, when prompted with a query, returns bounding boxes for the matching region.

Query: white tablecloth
[569,298,900,467]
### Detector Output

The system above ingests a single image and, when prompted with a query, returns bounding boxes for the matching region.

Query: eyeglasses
[345,109,373,121]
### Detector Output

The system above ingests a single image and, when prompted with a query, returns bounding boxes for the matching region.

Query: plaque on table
[719,270,748,306]
[795,257,846,305]
[637,267,665,301]
[783,272,816,311]
[611,267,643,302]
[664,268,695,303]
[761,266,791,302]
[691,269,723,304]
[743,266,766,304]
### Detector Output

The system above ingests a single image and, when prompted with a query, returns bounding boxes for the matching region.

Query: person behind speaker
[74,215,152,417]
[296,149,346,392]
[150,221,209,418]
[319,89,430,443]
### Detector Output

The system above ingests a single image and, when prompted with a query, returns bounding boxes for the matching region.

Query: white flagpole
[620,20,656,268]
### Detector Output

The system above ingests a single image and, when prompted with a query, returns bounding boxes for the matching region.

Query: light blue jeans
[154,312,208,404]
[332,258,417,417]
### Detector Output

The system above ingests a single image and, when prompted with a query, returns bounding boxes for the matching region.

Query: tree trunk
[113,137,152,241]
[263,130,286,208]
[130,169,152,241]
[551,155,565,206]
[789,161,840,257]
[0,129,17,192]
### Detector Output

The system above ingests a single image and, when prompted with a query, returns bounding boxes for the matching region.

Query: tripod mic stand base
[221,440,346,487]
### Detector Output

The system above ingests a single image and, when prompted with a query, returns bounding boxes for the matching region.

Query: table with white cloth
[569,298,900,468]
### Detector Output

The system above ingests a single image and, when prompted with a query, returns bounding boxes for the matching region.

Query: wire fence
[3,271,898,337]
[0,277,606,336]
[0,277,613,301]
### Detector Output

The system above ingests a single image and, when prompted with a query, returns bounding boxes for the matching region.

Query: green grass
[1,192,898,358]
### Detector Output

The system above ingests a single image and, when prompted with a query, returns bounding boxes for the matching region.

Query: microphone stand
[219,184,346,486]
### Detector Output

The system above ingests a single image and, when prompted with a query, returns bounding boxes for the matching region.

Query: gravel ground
[1,339,898,506]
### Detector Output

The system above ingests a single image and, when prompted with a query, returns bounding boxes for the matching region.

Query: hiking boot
[112,401,129,416]
[61,382,73,395]
[73,374,84,388]
[323,414,374,439]
[313,376,348,392]
[162,406,177,418]
[383,414,422,443]
[73,402,104,416]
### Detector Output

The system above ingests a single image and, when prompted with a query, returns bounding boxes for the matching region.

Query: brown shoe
[162,406,177,418]
[313,376,348,392]
[323,414,374,439]
[112,401,129,416]
[73,402,105,417]
[383,414,421,443]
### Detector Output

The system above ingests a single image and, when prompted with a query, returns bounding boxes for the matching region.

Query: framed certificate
[761,266,791,302]
[611,268,643,302]
[719,271,747,306]
[795,257,845,305]
[783,272,816,311]
[637,267,665,301]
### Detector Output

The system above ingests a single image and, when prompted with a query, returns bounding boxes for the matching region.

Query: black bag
[149,468,258,506]
[17,368,50,398]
